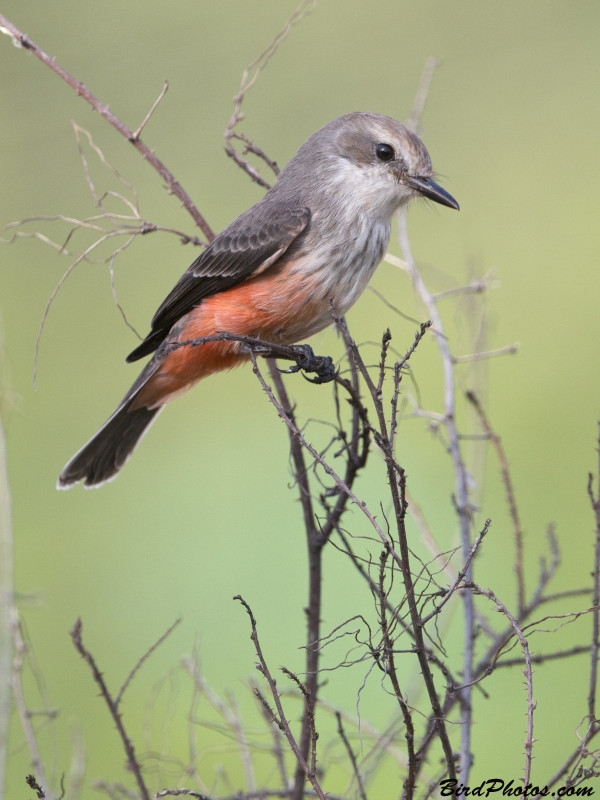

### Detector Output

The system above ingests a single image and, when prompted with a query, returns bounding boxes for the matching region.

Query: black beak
[407,176,459,210]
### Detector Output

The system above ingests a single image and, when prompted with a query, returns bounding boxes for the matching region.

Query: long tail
[58,401,163,489]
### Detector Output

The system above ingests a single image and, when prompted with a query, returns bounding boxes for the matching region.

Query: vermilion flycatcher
[58,112,458,488]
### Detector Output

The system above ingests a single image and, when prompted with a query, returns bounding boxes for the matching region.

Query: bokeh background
[1,0,600,797]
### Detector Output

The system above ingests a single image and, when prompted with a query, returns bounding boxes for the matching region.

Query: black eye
[376,143,395,162]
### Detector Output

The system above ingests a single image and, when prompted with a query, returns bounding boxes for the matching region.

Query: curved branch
[0,14,215,241]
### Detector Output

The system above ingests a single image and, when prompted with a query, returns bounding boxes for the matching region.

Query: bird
[58,112,458,489]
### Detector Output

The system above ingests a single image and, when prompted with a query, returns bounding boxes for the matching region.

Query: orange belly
[131,263,330,409]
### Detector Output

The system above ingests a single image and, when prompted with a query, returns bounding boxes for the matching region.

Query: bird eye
[376,143,395,162]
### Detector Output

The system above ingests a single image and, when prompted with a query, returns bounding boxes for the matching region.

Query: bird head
[285,112,459,218]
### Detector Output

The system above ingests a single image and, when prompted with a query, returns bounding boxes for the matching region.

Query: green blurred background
[1,0,600,796]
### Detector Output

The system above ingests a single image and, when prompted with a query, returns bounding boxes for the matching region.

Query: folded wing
[126,203,311,362]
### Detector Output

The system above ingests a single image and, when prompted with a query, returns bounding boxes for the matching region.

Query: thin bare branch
[495,645,591,669]
[10,613,51,798]
[468,584,534,785]
[420,519,491,625]
[452,344,519,363]
[70,619,151,800]
[431,273,498,302]
[467,391,525,615]
[224,0,316,188]
[397,208,473,784]
[131,81,169,142]
[233,596,327,800]
[0,15,214,240]
[406,57,440,135]
[335,711,368,800]
[115,618,181,708]
[0,405,12,798]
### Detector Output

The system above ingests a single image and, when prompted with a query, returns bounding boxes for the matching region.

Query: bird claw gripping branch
[277,344,338,384]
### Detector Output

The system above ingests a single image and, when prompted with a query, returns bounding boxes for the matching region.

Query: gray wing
[126,202,311,362]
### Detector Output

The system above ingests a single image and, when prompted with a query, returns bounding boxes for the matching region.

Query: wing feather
[126,203,310,362]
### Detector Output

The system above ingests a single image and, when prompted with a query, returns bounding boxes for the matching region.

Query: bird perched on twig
[58,112,458,489]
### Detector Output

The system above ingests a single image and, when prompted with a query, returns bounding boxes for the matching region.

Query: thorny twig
[223,0,316,189]
[265,362,323,800]
[234,596,327,800]
[335,711,368,800]
[0,14,214,240]
[1,125,206,387]
[322,314,458,789]
[420,519,491,626]
[467,391,525,614]
[397,210,473,783]
[115,617,181,708]
[467,584,534,785]
[70,619,151,800]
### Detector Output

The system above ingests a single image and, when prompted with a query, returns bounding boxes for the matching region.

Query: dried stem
[9,613,51,798]
[468,584,534,786]
[266,363,322,800]
[233,596,327,800]
[0,410,12,797]
[397,210,472,783]
[0,15,214,240]
[335,711,368,800]
[115,617,181,708]
[467,391,525,614]
[70,619,151,800]
[223,0,316,188]
[329,315,457,787]
[420,519,491,626]
[378,550,417,798]
[406,57,439,135]
[131,80,169,142]
[588,422,600,725]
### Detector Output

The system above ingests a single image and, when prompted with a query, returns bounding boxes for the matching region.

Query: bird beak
[407,176,459,210]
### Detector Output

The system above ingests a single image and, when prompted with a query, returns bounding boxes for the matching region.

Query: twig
[468,584,535,785]
[251,677,289,790]
[115,618,181,708]
[26,774,46,798]
[223,0,316,189]
[406,57,440,135]
[181,654,257,792]
[131,81,169,142]
[0,14,214,240]
[431,273,497,302]
[266,363,322,800]
[377,551,417,799]
[93,780,143,800]
[233,596,327,800]
[495,645,591,668]
[248,352,399,568]
[452,344,519,363]
[156,792,343,800]
[335,711,368,800]
[420,519,491,625]
[9,613,51,798]
[466,391,525,615]
[330,315,457,785]
[0,408,12,798]
[398,210,472,784]
[70,619,151,800]
[588,422,600,725]
[321,336,371,541]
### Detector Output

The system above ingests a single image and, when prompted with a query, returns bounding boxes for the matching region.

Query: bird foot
[278,344,337,384]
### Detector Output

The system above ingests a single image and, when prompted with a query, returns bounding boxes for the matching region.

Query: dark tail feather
[58,402,162,489]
